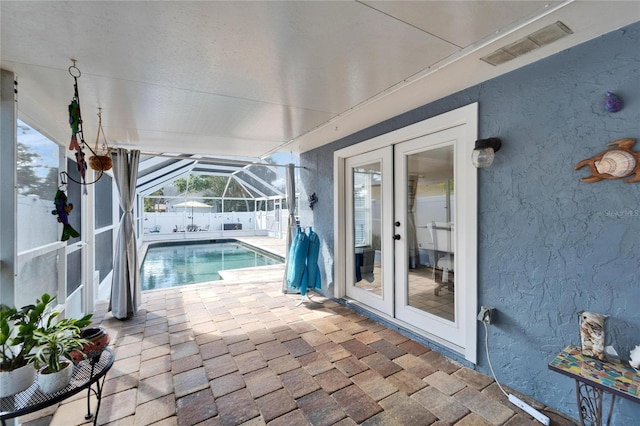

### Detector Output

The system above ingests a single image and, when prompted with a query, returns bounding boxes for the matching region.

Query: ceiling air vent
[481,21,573,66]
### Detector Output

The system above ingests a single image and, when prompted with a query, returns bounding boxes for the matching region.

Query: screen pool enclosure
[140,240,283,291]
[137,153,299,240]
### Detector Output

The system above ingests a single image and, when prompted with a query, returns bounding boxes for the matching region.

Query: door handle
[393,234,401,240]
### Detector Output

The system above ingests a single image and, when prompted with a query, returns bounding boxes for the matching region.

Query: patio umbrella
[174,200,210,225]
[173,200,211,209]
[282,163,296,293]
[109,148,141,320]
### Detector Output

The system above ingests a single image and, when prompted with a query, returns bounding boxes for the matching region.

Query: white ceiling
[2,1,639,159]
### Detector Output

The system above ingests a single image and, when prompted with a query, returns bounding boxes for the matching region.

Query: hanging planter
[88,154,112,172]
[88,108,112,172]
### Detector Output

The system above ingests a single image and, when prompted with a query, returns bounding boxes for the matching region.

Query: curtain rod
[112,150,304,169]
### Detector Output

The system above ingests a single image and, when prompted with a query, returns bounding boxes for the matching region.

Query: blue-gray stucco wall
[300,22,640,423]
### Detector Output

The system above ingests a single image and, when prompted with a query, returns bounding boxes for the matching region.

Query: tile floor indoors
[352,262,455,321]
[19,238,577,426]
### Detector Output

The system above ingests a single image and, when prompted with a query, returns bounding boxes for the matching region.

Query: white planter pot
[0,364,37,397]
[38,362,73,394]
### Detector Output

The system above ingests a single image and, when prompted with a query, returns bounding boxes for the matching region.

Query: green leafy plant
[0,294,92,372]
[0,294,55,371]
[32,315,91,373]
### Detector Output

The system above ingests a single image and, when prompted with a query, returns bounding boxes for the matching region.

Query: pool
[140,239,283,291]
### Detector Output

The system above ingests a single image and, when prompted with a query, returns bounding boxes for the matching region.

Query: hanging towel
[301,227,321,295]
[287,227,309,290]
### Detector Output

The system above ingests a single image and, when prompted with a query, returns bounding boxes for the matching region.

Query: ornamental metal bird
[51,189,80,241]
[574,138,640,183]
[68,99,82,151]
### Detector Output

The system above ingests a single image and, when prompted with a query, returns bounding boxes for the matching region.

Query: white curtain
[282,163,296,293]
[109,148,141,319]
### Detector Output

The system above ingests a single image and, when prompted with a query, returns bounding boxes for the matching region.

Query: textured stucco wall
[300,22,640,422]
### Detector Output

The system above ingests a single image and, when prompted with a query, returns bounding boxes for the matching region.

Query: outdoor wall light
[472,138,502,168]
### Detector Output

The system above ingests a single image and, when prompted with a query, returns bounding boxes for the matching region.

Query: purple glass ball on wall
[605,92,623,113]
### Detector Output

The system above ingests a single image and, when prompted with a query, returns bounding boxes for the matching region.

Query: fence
[142,209,289,239]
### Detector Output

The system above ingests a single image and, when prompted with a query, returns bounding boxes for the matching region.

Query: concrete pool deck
[220,237,287,282]
[235,236,288,259]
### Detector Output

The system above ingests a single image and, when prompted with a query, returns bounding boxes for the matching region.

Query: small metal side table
[0,348,114,426]
[548,345,640,426]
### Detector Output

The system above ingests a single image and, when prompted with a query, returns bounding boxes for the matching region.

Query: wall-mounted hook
[308,193,318,210]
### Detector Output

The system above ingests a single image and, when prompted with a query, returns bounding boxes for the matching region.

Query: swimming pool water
[141,241,282,291]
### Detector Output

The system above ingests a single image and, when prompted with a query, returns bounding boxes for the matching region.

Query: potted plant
[70,326,110,364]
[0,294,57,397]
[33,310,92,394]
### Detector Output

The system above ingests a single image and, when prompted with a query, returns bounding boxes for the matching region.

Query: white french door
[345,147,394,316]
[336,103,477,362]
[393,125,471,349]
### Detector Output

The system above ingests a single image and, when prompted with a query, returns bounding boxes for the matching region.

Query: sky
[17,119,59,178]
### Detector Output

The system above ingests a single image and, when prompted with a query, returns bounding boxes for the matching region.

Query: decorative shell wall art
[579,311,607,361]
[575,138,640,183]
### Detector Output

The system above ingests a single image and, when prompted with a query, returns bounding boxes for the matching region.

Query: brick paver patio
[19,238,577,425]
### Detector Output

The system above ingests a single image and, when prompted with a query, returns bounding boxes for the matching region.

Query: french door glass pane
[406,146,455,321]
[352,164,382,295]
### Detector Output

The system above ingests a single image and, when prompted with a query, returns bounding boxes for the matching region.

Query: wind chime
[53,61,113,241]
[63,60,110,193]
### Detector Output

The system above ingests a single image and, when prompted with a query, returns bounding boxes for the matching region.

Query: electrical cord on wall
[483,321,509,397]
[482,321,551,425]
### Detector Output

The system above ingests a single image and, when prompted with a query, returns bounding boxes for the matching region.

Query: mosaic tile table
[548,345,640,426]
